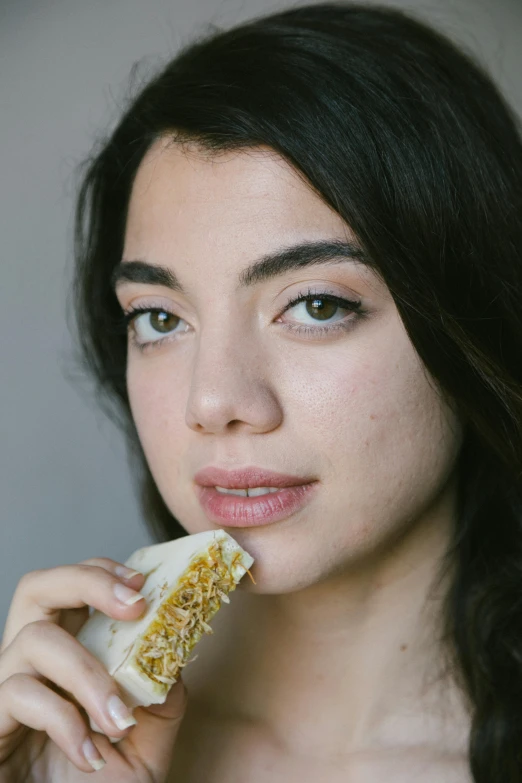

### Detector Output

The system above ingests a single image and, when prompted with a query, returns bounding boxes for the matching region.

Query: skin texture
[0,560,188,781]
[116,137,472,780]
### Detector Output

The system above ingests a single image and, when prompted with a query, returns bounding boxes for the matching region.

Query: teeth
[215,486,280,497]
[215,487,248,497]
[247,487,280,497]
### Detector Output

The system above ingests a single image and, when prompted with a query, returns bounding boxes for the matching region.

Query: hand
[0,558,188,781]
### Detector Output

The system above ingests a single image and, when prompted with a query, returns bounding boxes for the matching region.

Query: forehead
[125,137,351,242]
[123,137,388,300]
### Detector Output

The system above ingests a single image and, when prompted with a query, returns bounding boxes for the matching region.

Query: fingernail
[107,694,138,730]
[113,582,144,605]
[114,565,142,580]
[82,736,106,771]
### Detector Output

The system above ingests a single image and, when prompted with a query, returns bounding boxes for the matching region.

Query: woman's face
[117,137,463,594]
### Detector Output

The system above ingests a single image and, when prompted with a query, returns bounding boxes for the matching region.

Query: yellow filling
[134,542,244,688]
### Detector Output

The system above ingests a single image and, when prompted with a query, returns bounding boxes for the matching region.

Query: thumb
[118,679,188,779]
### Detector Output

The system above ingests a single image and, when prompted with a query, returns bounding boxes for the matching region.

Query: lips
[195,483,318,527]
[193,465,315,490]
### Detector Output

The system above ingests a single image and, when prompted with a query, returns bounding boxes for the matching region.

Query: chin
[175,502,347,595]
[239,568,320,595]
[227,531,333,595]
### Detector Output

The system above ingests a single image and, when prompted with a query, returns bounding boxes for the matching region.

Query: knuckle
[75,563,96,575]
[16,569,45,594]
[18,622,103,673]
[19,619,58,646]
[78,559,99,570]
[78,659,114,696]
[56,698,80,725]
[75,653,102,682]
[75,563,110,582]
[46,699,85,742]
[79,556,113,569]
[0,671,32,695]
[73,563,115,594]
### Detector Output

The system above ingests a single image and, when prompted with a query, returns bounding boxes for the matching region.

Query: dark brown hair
[73,5,522,779]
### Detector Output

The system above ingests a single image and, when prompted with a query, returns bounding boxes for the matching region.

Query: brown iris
[306,298,338,321]
[151,311,180,333]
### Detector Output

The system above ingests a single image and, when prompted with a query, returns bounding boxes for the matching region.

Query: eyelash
[120,288,365,353]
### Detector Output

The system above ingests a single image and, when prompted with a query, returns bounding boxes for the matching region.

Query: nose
[184,330,283,435]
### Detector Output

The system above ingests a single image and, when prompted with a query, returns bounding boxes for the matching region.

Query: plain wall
[1,0,521,629]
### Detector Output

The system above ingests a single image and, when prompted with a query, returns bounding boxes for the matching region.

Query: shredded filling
[134,543,243,687]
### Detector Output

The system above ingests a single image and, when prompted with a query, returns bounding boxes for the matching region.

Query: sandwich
[76,529,254,725]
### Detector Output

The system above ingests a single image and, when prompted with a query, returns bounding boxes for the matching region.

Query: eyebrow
[111,239,370,293]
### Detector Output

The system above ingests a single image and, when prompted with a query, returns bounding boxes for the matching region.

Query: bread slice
[76,530,254,713]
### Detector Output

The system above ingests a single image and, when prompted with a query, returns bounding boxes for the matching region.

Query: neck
[187,478,471,760]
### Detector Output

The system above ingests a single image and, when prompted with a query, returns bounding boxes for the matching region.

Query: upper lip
[194,466,316,489]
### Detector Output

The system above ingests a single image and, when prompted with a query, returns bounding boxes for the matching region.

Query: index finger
[67,558,146,637]
[1,563,146,653]
[79,557,145,585]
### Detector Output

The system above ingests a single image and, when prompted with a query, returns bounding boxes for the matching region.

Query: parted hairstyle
[72,4,522,780]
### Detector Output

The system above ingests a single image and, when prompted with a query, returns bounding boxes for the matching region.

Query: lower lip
[195,483,318,527]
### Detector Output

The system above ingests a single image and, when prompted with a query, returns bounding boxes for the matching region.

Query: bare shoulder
[166,702,472,783]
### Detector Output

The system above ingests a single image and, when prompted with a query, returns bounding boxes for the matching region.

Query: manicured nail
[113,582,144,605]
[82,736,106,771]
[114,565,142,580]
[107,694,138,730]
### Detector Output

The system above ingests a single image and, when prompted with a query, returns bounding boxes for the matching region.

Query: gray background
[1,0,521,629]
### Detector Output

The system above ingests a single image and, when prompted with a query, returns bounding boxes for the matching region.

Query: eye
[120,288,366,352]
[279,288,364,336]
[288,295,347,323]
[123,307,187,348]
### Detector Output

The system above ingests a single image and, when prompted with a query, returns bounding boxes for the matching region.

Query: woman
[1,2,521,780]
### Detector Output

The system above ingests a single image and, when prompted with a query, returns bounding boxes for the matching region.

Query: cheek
[273,321,433,468]
[127,316,462,570]
[246,352,460,593]
[127,359,189,483]
[127,320,454,482]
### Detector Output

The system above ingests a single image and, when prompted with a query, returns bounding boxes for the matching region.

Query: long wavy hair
[72,3,522,779]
